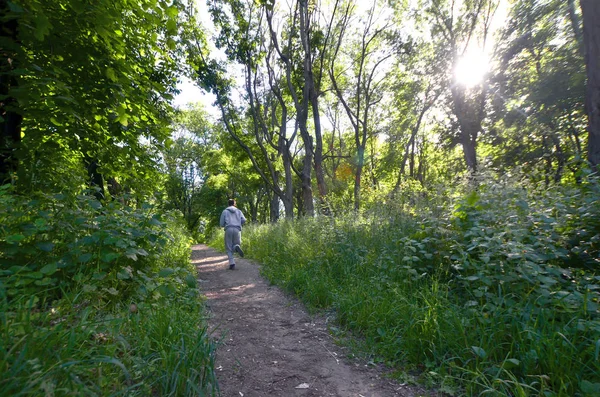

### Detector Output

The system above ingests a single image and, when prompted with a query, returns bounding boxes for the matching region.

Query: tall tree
[581,0,600,171]
[424,0,499,173]
[492,0,585,182]
[329,2,392,211]
[194,0,297,219]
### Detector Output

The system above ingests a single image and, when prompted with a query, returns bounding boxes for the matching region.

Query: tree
[329,1,392,211]
[581,0,600,171]
[423,0,499,173]
[492,0,585,183]
[0,0,187,196]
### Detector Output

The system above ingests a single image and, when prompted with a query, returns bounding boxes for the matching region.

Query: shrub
[0,187,217,396]
[226,175,600,396]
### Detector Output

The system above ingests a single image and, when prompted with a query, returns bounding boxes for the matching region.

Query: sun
[454,52,490,88]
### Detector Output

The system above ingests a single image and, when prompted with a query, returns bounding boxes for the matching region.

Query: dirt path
[192,244,432,397]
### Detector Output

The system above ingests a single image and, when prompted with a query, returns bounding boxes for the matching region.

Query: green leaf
[471,346,487,359]
[185,274,197,288]
[106,67,118,82]
[78,253,93,263]
[166,5,179,18]
[503,358,520,369]
[158,268,175,277]
[580,380,600,394]
[6,234,26,244]
[40,263,58,275]
[166,19,177,34]
[117,269,131,280]
[33,13,51,40]
[24,272,43,279]
[7,1,25,13]
[125,249,138,261]
[102,252,120,263]
[89,200,103,210]
[35,277,55,286]
[92,272,107,280]
[36,242,55,252]
[158,284,174,297]
[105,287,119,296]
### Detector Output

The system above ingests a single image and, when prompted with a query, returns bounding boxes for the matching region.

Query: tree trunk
[84,158,105,201]
[300,150,314,216]
[353,146,364,212]
[409,135,415,178]
[0,1,22,184]
[270,191,280,223]
[281,147,295,219]
[581,0,600,172]
[451,86,481,173]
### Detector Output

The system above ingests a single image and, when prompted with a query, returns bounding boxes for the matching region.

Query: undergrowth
[0,187,217,396]
[211,175,600,396]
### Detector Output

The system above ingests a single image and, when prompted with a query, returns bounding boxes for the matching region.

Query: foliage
[0,186,195,302]
[2,0,188,194]
[217,174,600,396]
[0,186,217,395]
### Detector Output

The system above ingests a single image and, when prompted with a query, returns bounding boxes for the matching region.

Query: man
[219,198,246,270]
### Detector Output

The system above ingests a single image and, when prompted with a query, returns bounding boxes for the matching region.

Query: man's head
[228,198,236,207]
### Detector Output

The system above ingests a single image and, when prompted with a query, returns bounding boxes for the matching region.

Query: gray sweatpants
[224,227,241,265]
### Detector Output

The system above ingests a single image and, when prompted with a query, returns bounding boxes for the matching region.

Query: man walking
[219,198,246,270]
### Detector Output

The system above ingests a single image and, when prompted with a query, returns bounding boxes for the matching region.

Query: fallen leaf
[295,383,310,389]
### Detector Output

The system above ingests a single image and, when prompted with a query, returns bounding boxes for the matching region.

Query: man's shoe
[234,245,244,258]
[229,263,235,270]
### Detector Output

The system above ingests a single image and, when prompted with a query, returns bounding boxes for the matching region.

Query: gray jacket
[220,206,246,230]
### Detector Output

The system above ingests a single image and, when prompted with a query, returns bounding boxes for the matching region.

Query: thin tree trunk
[581,0,600,172]
[409,136,415,178]
[354,146,364,211]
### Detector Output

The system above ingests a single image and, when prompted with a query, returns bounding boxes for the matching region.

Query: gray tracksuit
[220,206,246,265]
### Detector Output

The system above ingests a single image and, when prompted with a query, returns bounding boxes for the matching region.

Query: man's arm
[240,210,246,225]
[219,210,226,227]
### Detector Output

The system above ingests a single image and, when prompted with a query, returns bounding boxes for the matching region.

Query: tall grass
[211,176,600,396]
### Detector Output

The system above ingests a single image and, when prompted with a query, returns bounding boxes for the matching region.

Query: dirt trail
[192,244,432,397]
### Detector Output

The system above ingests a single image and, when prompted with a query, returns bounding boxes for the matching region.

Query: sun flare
[454,52,489,88]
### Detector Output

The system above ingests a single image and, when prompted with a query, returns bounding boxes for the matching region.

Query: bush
[0,187,217,396]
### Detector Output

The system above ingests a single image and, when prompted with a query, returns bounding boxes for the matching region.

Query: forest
[1,0,599,395]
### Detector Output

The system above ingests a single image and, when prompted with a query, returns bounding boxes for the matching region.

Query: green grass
[0,292,217,396]
[209,179,600,396]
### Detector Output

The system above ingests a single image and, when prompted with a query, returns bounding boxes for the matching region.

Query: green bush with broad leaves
[0,185,198,302]
[219,174,600,396]
[0,186,217,396]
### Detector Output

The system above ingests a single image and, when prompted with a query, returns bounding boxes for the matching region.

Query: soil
[192,244,436,397]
